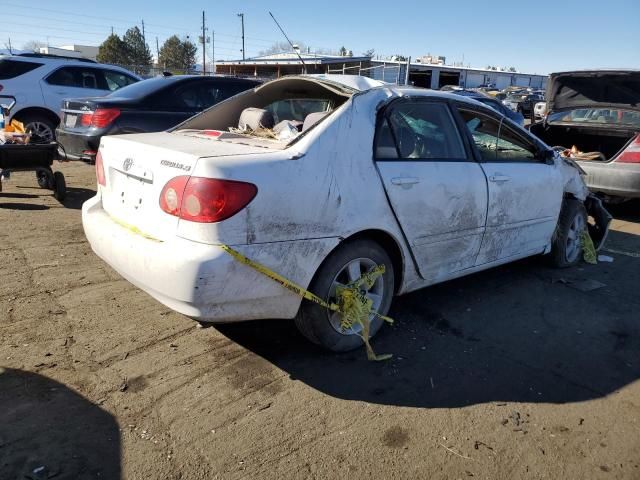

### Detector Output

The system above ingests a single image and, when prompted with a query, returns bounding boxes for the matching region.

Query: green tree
[159,36,197,73]
[96,34,130,65]
[123,26,152,70]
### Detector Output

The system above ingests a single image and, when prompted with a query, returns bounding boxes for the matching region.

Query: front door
[375,99,488,283]
[455,107,564,264]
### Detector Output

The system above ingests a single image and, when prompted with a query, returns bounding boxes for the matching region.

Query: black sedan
[56,75,261,162]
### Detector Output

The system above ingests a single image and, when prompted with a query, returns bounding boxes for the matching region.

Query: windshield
[506,94,527,102]
[548,108,640,127]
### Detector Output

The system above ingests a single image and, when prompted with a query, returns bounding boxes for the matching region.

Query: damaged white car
[82,74,611,352]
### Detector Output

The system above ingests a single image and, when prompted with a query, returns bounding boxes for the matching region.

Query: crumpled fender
[556,152,612,250]
[584,194,612,251]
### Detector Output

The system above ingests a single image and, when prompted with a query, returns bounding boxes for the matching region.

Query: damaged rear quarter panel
[182,89,420,301]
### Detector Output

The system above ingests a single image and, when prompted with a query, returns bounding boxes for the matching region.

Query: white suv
[0,54,141,142]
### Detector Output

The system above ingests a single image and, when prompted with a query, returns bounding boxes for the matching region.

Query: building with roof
[215,52,547,90]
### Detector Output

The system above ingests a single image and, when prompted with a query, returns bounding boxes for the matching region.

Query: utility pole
[141,19,146,44]
[155,37,160,66]
[201,11,206,74]
[8,37,12,54]
[237,13,245,60]
[111,26,114,35]
[211,30,215,74]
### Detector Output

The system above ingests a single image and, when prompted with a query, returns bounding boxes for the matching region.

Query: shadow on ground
[0,368,121,479]
[0,202,49,211]
[218,229,640,409]
[62,187,96,210]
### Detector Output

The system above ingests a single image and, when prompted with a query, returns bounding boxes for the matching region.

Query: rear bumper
[577,160,640,198]
[56,128,100,162]
[82,195,334,322]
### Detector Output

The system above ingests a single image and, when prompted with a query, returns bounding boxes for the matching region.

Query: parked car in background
[530,70,640,201]
[534,101,547,121]
[56,75,261,162]
[439,85,464,91]
[83,74,610,353]
[503,93,544,116]
[453,90,525,126]
[0,54,140,142]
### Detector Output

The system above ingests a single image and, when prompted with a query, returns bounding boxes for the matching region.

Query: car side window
[459,109,538,162]
[103,70,138,91]
[379,102,466,160]
[458,109,501,161]
[46,66,108,90]
[496,124,537,162]
[46,67,81,87]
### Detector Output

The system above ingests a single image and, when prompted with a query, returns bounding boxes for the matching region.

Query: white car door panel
[478,162,562,263]
[374,100,488,282]
[455,108,563,265]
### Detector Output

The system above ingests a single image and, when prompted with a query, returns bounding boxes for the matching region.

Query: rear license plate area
[65,114,78,128]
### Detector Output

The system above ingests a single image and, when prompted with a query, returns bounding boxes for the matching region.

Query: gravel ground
[1,162,639,480]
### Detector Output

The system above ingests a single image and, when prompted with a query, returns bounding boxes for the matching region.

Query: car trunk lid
[546,70,640,112]
[98,131,272,241]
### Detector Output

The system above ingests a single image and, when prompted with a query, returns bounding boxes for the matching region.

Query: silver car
[531,70,640,201]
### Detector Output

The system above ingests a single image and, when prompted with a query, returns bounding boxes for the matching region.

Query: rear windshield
[105,76,172,99]
[548,108,640,128]
[0,59,43,79]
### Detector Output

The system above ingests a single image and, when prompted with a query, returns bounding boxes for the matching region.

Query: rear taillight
[159,176,257,223]
[80,108,121,128]
[616,134,640,163]
[95,150,106,186]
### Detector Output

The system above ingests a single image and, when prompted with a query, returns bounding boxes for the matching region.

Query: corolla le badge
[122,158,134,171]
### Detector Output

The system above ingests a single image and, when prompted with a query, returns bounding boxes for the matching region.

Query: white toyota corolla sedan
[82,75,611,352]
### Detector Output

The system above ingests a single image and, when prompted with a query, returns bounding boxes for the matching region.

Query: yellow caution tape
[220,244,394,361]
[111,215,162,242]
[581,230,597,265]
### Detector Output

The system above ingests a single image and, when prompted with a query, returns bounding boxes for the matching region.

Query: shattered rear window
[548,108,640,127]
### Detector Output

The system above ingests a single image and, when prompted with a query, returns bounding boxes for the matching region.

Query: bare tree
[259,41,306,56]
[22,40,46,53]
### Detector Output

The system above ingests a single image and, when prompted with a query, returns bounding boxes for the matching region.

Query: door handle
[489,174,510,183]
[391,177,420,186]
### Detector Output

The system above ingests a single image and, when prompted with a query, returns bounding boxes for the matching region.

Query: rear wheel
[15,113,56,143]
[549,198,587,268]
[294,239,394,352]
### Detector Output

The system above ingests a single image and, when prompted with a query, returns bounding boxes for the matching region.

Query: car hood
[546,70,640,112]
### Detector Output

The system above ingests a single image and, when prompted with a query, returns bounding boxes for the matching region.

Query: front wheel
[294,239,395,352]
[549,198,587,268]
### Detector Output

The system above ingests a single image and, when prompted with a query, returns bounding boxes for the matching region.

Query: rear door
[42,66,110,113]
[375,98,488,282]
[455,106,563,264]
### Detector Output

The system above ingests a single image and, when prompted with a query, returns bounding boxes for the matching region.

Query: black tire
[14,113,56,143]
[53,171,66,201]
[36,171,51,189]
[294,239,395,352]
[549,198,587,268]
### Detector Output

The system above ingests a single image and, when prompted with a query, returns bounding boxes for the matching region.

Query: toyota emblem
[123,158,134,171]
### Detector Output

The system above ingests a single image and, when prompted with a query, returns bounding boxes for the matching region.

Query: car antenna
[268,12,307,74]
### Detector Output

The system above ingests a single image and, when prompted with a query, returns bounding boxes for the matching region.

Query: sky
[1,0,638,74]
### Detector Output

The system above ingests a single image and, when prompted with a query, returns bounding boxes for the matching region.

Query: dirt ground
[1,162,639,480]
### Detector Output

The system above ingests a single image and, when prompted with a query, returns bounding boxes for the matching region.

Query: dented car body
[82,74,611,351]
